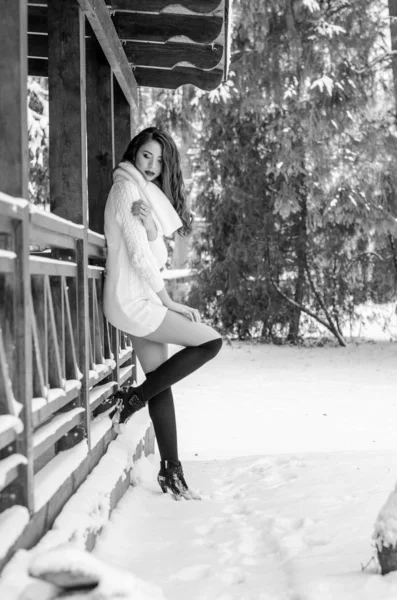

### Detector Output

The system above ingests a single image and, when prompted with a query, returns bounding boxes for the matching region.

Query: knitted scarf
[113,161,183,237]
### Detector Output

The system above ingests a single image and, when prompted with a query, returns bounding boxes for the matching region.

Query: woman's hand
[132,200,157,239]
[170,301,201,323]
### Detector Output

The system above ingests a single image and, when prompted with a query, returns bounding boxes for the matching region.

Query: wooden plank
[111,326,120,387]
[86,34,113,235]
[0,422,17,452]
[0,193,29,220]
[29,257,77,278]
[76,237,91,449]
[28,34,224,70]
[0,251,16,274]
[134,65,224,91]
[0,454,27,493]
[13,206,34,512]
[45,277,63,389]
[0,327,17,416]
[30,275,48,393]
[63,277,80,382]
[0,0,29,198]
[124,40,223,70]
[93,280,105,364]
[30,294,47,399]
[119,347,132,365]
[77,0,138,107]
[88,363,114,388]
[119,364,134,386]
[33,407,84,460]
[106,0,223,14]
[32,381,81,429]
[29,0,223,13]
[89,380,117,412]
[29,208,85,240]
[87,230,106,255]
[114,12,223,44]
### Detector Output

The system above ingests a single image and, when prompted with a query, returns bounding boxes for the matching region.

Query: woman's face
[134,140,163,182]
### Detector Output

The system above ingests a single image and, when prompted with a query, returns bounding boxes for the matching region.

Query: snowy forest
[29,0,397,346]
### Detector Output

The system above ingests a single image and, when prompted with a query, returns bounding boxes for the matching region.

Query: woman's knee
[200,336,223,359]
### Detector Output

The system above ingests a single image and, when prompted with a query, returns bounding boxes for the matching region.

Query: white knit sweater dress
[103,178,169,337]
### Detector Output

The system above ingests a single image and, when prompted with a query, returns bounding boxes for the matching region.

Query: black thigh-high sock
[148,385,178,463]
[137,337,222,404]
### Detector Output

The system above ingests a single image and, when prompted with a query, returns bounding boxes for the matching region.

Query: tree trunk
[287,192,308,343]
[389,0,397,119]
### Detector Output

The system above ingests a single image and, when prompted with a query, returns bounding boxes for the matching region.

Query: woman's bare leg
[144,309,221,347]
[129,334,168,373]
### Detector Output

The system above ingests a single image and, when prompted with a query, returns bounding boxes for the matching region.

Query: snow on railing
[0,191,138,556]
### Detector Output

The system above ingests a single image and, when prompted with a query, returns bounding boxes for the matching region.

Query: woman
[103,127,222,500]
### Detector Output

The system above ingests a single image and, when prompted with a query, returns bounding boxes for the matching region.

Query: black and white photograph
[1,1,397,598]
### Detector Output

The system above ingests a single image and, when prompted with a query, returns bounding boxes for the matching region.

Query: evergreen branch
[271,280,346,346]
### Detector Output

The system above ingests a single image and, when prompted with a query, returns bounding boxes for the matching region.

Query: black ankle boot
[157,460,201,501]
[109,386,146,428]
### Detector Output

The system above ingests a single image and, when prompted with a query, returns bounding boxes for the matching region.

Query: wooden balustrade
[0,191,135,516]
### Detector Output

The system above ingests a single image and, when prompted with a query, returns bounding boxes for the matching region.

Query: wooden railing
[0,191,135,516]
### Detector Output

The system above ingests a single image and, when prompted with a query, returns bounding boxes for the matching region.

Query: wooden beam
[29,0,223,14]
[0,0,29,198]
[28,33,224,71]
[114,12,223,44]
[77,0,138,107]
[124,40,223,70]
[86,35,113,234]
[48,0,91,447]
[113,75,133,166]
[134,65,223,91]
[106,0,223,13]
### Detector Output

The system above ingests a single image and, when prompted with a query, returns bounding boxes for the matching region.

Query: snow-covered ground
[91,340,397,600]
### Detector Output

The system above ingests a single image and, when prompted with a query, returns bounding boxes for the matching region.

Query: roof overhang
[27,0,231,95]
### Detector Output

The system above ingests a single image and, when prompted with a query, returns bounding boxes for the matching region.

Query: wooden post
[113,76,134,166]
[86,32,113,235]
[12,206,34,512]
[0,0,29,198]
[48,0,91,448]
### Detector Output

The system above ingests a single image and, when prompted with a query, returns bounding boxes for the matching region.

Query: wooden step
[33,408,84,460]
[0,416,22,452]
[32,379,82,428]
[0,454,27,492]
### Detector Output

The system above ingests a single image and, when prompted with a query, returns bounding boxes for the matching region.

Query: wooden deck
[0,190,152,571]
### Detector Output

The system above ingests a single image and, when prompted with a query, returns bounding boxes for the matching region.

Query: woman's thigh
[129,335,168,373]
[144,310,221,347]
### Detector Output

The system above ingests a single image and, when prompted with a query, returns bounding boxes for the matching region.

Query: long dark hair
[122,127,193,236]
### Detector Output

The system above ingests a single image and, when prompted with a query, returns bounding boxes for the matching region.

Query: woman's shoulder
[109,178,140,204]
